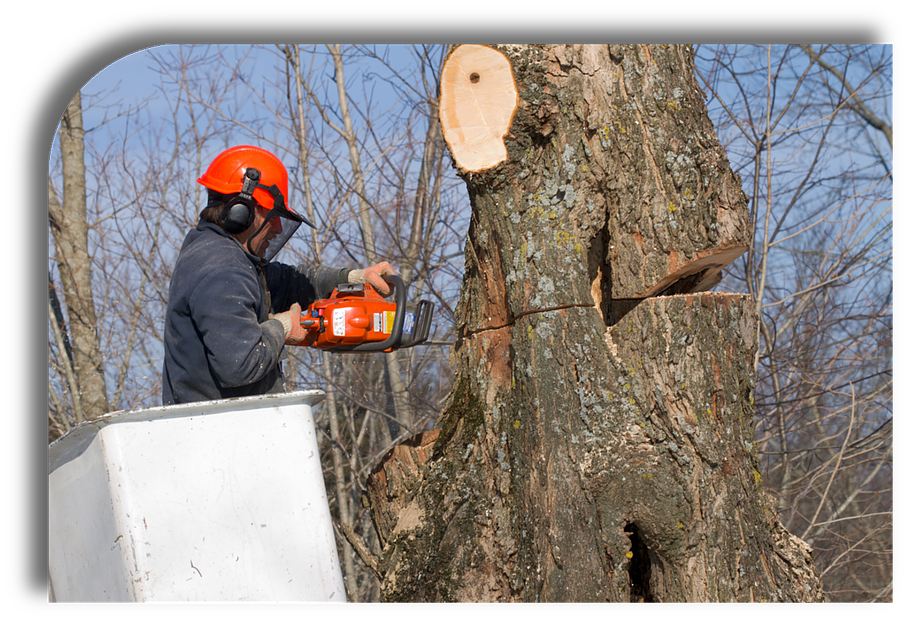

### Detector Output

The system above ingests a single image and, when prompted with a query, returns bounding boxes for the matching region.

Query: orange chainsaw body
[297,275,433,353]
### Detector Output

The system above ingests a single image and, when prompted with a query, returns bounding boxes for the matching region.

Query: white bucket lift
[48,390,347,602]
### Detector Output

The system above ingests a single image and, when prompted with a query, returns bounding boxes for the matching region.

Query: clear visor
[234,172,314,263]
[246,209,303,263]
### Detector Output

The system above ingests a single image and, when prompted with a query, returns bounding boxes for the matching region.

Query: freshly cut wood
[638,246,746,296]
[439,45,518,172]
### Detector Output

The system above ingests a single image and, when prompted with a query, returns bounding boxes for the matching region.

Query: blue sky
[55,48,165,157]
[83,48,162,101]
[73,44,437,150]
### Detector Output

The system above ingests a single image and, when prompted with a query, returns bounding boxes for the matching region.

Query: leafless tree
[695,43,892,602]
[48,92,110,427]
[356,43,828,603]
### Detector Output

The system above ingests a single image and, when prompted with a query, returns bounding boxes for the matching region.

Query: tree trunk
[363,44,824,602]
[49,92,109,420]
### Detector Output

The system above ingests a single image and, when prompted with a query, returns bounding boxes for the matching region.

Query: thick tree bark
[364,44,823,602]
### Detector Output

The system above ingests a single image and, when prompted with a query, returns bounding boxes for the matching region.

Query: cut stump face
[439,45,519,172]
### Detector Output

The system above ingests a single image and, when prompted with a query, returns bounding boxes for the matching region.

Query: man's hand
[348,261,396,295]
[271,302,308,345]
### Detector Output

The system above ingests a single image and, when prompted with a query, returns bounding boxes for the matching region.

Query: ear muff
[222,199,255,234]
[220,167,262,234]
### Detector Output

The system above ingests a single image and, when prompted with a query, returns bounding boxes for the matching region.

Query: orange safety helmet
[197,145,314,262]
[198,145,289,212]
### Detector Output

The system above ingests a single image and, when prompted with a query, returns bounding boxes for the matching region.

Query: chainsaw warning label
[333,308,346,336]
[382,311,395,334]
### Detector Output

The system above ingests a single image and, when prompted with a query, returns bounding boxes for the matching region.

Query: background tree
[695,43,892,602]
[48,92,109,428]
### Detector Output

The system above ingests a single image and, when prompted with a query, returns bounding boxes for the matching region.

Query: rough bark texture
[364,44,824,603]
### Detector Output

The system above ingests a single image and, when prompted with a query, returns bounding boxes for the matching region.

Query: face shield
[233,168,315,263]
[247,208,304,263]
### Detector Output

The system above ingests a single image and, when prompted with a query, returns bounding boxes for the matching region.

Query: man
[162,145,394,405]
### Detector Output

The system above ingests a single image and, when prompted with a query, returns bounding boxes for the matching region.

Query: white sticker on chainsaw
[333,308,346,337]
[373,312,382,333]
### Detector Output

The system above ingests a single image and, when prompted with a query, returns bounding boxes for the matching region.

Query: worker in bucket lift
[162,144,395,405]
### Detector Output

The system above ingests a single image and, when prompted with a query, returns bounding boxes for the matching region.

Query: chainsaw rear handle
[328,274,406,353]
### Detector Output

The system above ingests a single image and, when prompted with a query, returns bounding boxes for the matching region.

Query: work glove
[271,302,308,346]
[348,261,396,295]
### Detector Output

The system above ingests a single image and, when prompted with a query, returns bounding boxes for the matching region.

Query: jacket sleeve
[189,265,286,388]
[264,263,350,313]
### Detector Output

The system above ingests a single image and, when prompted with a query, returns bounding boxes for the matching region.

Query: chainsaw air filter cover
[299,275,433,353]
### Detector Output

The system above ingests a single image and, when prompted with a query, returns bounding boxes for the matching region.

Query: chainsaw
[294,274,434,352]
